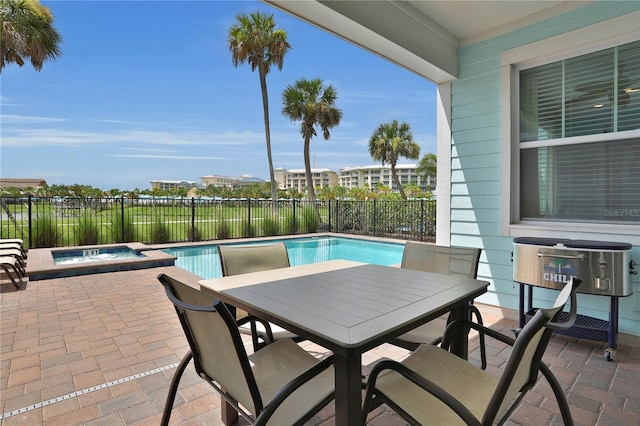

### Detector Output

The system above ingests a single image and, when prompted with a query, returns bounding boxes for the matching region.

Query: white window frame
[500,12,640,245]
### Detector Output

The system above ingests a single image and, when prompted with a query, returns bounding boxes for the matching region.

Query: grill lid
[565,240,632,250]
[513,237,571,246]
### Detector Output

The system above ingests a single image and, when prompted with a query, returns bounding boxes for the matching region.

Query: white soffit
[264,0,458,83]
[263,1,591,84]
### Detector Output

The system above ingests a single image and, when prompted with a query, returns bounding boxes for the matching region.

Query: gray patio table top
[199,259,489,425]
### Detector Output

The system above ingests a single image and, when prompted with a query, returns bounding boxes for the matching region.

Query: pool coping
[27,243,176,281]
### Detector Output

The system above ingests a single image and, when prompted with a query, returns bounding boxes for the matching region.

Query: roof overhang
[263,1,591,84]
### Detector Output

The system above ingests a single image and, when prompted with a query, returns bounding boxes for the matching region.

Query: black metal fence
[0,196,436,249]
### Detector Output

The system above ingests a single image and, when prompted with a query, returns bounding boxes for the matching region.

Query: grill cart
[513,237,636,361]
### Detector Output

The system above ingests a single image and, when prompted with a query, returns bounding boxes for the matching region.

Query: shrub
[149,218,171,244]
[110,210,136,243]
[243,220,256,238]
[76,213,100,245]
[188,224,203,242]
[215,220,230,240]
[283,210,298,234]
[300,206,319,233]
[32,216,61,248]
[261,216,280,236]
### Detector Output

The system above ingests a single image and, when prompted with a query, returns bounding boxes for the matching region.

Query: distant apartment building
[200,175,237,189]
[160,165,433,195]
[284,168,339,193]
[200,175,266,191]
[149,180,197,191]
[339,164,435,193]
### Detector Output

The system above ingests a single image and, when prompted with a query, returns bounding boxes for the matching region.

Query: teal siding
[450,1,640,337]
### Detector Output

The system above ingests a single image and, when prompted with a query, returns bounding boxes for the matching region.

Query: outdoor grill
[513,237,636,361]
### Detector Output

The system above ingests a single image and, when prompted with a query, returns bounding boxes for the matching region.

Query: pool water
[164,236,404,279]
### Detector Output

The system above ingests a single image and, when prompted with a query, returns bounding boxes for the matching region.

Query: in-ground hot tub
[27,243,176,281]
[53,246,144,264]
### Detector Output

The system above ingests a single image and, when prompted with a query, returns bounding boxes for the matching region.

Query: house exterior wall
[448,2,639,336]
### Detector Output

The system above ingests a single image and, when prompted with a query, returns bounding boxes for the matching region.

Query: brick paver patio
[1,266,639,425]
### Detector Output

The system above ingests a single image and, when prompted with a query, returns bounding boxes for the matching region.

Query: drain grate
[0,362,179,420]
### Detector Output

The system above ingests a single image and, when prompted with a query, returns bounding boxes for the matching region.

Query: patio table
[199,259,489,425]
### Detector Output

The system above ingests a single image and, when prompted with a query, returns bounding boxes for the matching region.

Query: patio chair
[362,277,581,426]
[218,242,300,350]
[0,248,27,269]
[157,273,335,426]
[1,256,25,288]
[0,241,27,259]
[390,242,487,367]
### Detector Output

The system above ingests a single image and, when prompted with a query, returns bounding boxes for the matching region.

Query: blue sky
[1,1,437,191]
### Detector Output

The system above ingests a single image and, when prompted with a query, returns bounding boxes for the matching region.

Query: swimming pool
[163,236,405,279]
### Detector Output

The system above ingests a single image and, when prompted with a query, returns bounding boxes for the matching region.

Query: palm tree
[228,11,290,213]
[282,78,342,214]
[368,120,420,200]
[416,152,437,190]
[1,0,62,72]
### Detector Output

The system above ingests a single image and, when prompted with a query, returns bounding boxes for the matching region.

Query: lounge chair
[362,277,581,425]
[0,242,27,259]
[1,256,24,288]
[218,242,300,350]
[389,242,487,367]
[157,273,335,426]
[0,248,26,269]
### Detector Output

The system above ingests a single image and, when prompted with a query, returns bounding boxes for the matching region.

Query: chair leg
[161,350,193,426]
[469,305,487,370]
[1,264,22,289]
[539,363,574,426]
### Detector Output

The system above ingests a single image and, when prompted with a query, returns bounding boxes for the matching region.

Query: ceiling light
[623,87,639,93]
[594,104,604,108]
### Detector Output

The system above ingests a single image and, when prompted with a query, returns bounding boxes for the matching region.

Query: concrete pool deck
[1,241,639,425]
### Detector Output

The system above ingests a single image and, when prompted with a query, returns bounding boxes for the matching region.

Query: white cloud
[1,114,66,123]
[0,127,266,148]
[112,154,226,160]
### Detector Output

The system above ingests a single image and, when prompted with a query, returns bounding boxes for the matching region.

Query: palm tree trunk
[259,68,279,214]
[303,136,321,221]
[391,163,407,200]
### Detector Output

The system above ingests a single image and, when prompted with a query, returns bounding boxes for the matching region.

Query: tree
[282,78,342,217]
[1,0,62,72]
[416,152,437,190]
[228,11,290,213]
[368,120,420,200]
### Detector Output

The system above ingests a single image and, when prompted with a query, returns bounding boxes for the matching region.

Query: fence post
[292,199,297,234]
[246,199,251,238]
[420,199,425,241]
[373,199,377,237]
[328,200,332,232]
[120,196,125,242]
[28,194,32,248]
[191,197,196,242]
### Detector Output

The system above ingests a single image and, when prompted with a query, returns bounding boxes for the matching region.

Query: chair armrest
[236,315,275,344]
[441,319,516,351]
[254,355,335,426]
[364,359,481,426]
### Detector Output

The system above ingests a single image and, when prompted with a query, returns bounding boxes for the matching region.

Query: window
[518,41,639,223]
[501,14,640,242]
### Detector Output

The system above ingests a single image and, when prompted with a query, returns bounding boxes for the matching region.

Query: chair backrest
[157,273,264,416]
[219,242,290,277]
[401,242,481,279]
[484,277,580,424]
